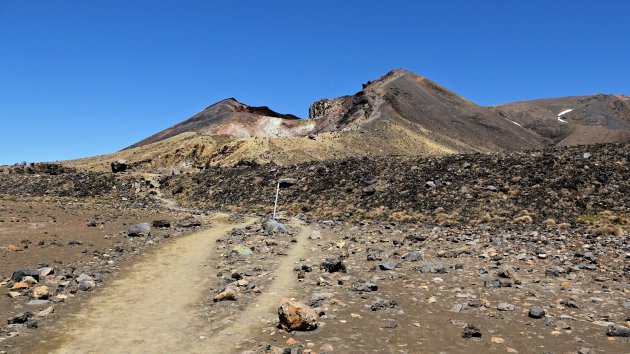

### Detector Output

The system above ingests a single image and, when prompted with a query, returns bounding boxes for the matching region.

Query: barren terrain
[1,141,629,353]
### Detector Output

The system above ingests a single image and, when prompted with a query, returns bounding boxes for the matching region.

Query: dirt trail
[35,217,254,354]
[200,221,311,353]
[35,218,311,354]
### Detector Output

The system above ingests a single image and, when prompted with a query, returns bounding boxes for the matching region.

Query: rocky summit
[1,70,630,353]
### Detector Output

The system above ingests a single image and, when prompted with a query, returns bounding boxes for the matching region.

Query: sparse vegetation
[513,215,533,224]
[579,211,629,236]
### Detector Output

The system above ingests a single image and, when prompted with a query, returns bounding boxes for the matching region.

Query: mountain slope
[490,94,630,145]
[307,69,546,152]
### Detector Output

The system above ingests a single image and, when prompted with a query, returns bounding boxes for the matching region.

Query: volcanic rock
[320,258,346,273]
[529,306,546,319]
[111,159,128,173]
[263,220,289,234]
[11,268,39,282]
[277,299,318,331]
[128,223,151,237]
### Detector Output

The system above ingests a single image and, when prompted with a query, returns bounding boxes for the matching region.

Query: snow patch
[557,109,573,123]
[507,119,522,127]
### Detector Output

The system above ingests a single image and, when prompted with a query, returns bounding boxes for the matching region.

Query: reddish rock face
[277,299,318,331]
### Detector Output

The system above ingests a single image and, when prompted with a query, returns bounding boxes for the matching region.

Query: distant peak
[361,69,423,89]
[204,97,241,110]
[390,68,414,75]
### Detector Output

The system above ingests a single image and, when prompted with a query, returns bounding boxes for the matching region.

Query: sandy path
[37,218,311,354]
[37,218,254,354]
[200,221,311,353]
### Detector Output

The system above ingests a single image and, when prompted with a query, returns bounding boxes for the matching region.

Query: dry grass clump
[543,218,556,227]
[578,211,629,237]
[578,211,630,225]
[389,210,426,223]
[344,206,425,222]
[589,225,624,237]
[318,205,343,218]
[513,215,533,223]
[434,207,461,226]
[512,209,535,224]
[362,205,386,219]
[471,213,507,225]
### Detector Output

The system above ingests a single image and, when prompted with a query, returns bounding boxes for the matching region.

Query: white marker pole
[272,182,280,220]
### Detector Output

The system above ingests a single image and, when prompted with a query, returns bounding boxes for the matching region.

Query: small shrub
[513,215,533,223]
[435,210,460,226]
[589,225,624,237]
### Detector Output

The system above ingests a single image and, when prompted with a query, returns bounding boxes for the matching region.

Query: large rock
[38,267,53,278]
[152,220,171,228]
[378,262,398,271]
[545,265,564,277]
[320,258,346,273]
[497,303,515,311]
[352,281,378,292]
[462,323,482,338]
[31,285,50,300]
[277,299,318,331]
[77,273,96,291]
[128,223,151,237]
[263,220,289,234]
[213,287,237,302]
[110,159,128,173]
[11,268,40,282]
[413,261,447,274]
[278,178,297,188]
[529,306,546,319]
[11,282,30,290]
[8,312,33,324]
[606,324,630,337]
[371,298,397,311]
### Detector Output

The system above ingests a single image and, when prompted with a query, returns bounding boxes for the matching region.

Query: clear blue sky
[1,1,629,164]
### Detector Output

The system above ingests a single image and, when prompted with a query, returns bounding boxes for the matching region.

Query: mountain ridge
[63,69,630,173]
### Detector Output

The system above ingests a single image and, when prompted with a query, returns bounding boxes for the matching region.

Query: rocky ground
[234,218,629,353]
[162,142,630,227]
[0,143,629,353]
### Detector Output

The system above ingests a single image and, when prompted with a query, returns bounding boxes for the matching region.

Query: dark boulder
[11,268,39,282]
[110,159,128,173]
[320,258,346,273]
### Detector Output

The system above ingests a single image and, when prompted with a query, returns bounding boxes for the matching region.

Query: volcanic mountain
[126,98,306,149]
[65,69,629,172]
[129,70,545,151]
[304,69,545,151]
